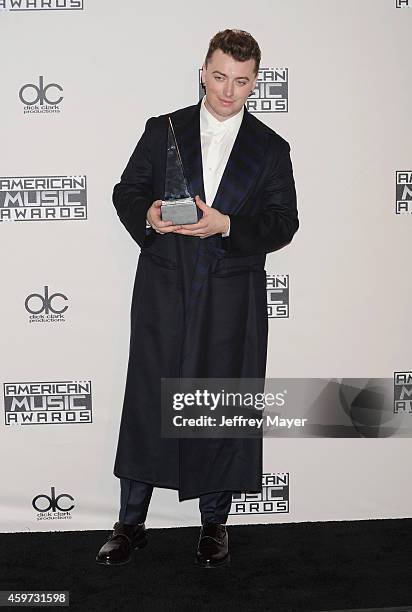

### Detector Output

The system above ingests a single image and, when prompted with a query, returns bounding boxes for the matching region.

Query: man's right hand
[146,200,182,234]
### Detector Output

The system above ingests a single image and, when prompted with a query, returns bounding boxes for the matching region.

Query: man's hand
[172,195,229,238]
[146,200,182,234]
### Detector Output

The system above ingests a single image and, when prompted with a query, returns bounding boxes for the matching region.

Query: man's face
[201,49,258,121]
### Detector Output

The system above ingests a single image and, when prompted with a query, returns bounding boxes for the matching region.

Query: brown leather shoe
[195,523,230,568]
[95,521,147,565]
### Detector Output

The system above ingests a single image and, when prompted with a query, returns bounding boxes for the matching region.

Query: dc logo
[25,286,68,315]
[19,76,63,106]
[32,487,74,513]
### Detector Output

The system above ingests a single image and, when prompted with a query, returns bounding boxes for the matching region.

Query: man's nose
[223,81,234,97]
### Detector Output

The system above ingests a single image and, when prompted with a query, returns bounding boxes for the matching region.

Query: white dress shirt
[200,95,244,237]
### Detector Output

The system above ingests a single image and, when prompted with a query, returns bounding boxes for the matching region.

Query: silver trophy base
[161,198,198,225]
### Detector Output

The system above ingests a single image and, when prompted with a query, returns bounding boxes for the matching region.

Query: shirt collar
[200,95,244,135]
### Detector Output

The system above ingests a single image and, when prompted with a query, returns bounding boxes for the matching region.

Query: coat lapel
[211,108,269,215]
[170,102,269,217]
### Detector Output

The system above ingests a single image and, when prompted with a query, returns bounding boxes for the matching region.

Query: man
[96,29,299,568]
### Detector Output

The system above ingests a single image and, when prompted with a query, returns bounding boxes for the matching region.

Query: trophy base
[161,198,198,225]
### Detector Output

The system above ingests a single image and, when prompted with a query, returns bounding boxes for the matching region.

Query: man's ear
[201,63,206,87]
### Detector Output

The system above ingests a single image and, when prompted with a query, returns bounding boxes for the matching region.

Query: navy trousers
[119,477,233,525]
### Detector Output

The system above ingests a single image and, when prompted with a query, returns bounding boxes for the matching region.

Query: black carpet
[1,519,411,611]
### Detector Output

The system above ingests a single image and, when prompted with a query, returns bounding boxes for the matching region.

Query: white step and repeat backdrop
[1,0,411,532]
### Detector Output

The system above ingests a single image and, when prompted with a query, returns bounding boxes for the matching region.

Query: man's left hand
[172,195,229,238]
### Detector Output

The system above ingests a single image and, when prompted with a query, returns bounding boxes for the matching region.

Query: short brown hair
[205,29,261,75]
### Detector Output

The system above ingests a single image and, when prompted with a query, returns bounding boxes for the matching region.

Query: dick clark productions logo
[32,486,74,522]
[25,286,68,323]
[19,76,63,114]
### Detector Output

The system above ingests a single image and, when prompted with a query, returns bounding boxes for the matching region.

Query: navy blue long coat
[112,100,299,501]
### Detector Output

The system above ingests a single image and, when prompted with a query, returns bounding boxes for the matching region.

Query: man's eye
[214,76,223,81]
[237,81,247,86]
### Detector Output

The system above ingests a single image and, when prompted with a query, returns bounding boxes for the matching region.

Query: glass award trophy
[161,117,198,225]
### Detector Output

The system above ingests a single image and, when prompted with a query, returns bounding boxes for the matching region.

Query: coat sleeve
[112,118,154,248]
[223,141,299,256]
